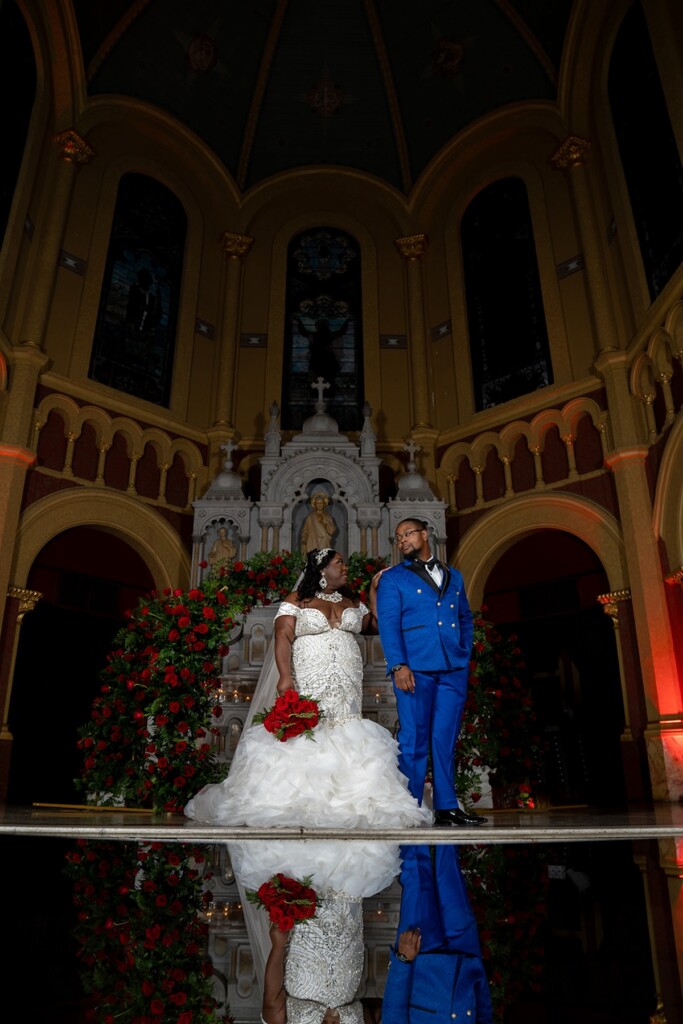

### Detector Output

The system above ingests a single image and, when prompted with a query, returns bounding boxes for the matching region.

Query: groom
[375,518,487,826]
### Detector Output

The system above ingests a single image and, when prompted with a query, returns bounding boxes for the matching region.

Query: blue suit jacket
[376,561,474,675]
[383,951,493,1024]
[383,845,493,1024]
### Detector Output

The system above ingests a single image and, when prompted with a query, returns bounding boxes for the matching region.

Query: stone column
[20,129,95,350]
[215,232,254,429]
[550,136,620,354]
[0,347,48,645]
[395,234,432,429]
[597,347,683,801]
[0,586,42,800]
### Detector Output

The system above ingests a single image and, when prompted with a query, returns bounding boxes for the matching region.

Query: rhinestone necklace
[315,590,343,603]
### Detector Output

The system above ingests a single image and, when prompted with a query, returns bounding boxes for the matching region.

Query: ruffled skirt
[184,717,433,829]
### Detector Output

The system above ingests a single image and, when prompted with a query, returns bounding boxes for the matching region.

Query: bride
[184,548,432,828]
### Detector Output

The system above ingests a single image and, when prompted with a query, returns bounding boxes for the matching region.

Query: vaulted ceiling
[73,0,574,193]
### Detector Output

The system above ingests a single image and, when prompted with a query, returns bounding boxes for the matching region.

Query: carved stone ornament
[597,588,631,628]
[550,135,591,171]
[53,129,96,165]
[8,585,43,623]
[395,233,429,261]
[220,232,254,260]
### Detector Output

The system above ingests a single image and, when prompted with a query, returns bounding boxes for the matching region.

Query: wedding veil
[229,575,302,996]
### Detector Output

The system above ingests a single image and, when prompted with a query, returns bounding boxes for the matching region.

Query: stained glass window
[282,228,363,430]
[89,174,186,406]
[0,2,35,252]
[462,177,552,412]
[609,2,683,301]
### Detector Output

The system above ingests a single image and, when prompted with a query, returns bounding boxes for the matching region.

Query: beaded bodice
[275,602,368,722]
[285,895,364,1024]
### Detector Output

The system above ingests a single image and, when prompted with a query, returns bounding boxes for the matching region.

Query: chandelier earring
[315,568,343,603]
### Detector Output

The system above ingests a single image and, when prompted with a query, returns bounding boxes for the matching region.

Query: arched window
[0,2,36,252]
[608,2,683,301]
[89,174,187,406]
[462,177,552,412]
[282,228,363,431]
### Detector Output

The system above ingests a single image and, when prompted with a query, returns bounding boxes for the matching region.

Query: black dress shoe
[434,807,488,826]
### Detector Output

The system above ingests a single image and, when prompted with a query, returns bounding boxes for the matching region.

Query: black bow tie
[415,558,437,568]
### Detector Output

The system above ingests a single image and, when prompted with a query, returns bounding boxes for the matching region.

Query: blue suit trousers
[394,666,468,809]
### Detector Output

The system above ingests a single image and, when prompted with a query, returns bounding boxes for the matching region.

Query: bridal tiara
[314,548,334,565]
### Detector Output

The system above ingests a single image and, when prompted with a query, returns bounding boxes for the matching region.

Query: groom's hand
[393,665,415,693]
[397,928,421,961]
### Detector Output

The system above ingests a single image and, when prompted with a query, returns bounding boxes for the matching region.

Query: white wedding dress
[184,601,432,828]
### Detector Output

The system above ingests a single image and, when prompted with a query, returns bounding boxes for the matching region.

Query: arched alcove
[483,530,627,809]
[7,526,154,807]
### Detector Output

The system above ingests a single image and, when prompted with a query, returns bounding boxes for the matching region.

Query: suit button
[450,604,455,608]
[437,601,441,607]
[451,1015,456,1020]
[438,621,443,626]
[417,588,422,593]
[451,623,456,627]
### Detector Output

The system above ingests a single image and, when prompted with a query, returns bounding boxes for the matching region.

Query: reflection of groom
[383,845,493,1024]
[374,518,486,826]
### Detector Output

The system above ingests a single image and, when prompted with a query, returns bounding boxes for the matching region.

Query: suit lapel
[404,560,440,594]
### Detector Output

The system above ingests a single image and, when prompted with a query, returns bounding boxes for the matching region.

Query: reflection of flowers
[247,874,318,932]
[253,690,321,742]
[462,845,548,1021]
[64,840,229,1024]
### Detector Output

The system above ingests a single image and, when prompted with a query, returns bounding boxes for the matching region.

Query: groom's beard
[404,550,421,562]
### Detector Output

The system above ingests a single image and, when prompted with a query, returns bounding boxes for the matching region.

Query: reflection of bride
[184,548,432,828]
[229,839,395,1024]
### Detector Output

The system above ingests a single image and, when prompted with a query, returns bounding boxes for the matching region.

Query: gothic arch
[455,492,628,607]
[13,489,189,591]
[653,413,683,568]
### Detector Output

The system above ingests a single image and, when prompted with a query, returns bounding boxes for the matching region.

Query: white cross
[311,377,330,407]
[221,439,238,467]
[403,438,421,464]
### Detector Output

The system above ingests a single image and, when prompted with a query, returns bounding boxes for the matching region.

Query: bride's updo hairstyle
[297,549,354,603]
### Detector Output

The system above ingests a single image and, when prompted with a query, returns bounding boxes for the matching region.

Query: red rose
[177,616,191,629]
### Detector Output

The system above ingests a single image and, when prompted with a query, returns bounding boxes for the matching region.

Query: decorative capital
[395,233,429,261]
[53,129,96,165]
[8,585,43,623]
[597,588,631,628]
[220,232,254,260]
[550,135,591,171]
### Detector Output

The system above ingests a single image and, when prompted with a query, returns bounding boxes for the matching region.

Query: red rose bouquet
[252,689,321,741]
[246,873,318,931]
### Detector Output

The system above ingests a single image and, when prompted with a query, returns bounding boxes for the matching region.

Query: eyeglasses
[392,527,424,545]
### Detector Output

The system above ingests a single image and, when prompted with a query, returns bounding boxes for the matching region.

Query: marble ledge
[1,803,683,845]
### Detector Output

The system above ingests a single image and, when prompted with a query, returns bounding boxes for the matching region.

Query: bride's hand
[371,568,389,590]
[276,675,296,696]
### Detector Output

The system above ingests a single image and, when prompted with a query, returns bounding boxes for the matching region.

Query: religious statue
[300,492,336,554]
[207,526,237,567]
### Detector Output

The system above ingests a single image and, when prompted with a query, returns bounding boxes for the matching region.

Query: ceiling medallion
[306,70,344,118]
[187,35,218,74]
[431,38,464,79]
